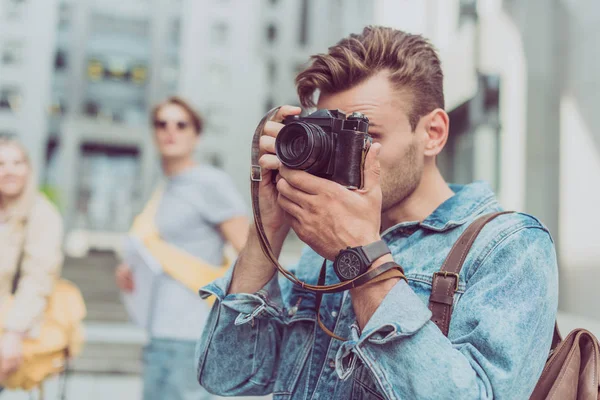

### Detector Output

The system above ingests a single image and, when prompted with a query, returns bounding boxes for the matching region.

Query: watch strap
[316,260,407,341]
[361,240,391,264]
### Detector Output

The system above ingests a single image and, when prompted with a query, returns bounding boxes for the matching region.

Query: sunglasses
[153,119,190,131]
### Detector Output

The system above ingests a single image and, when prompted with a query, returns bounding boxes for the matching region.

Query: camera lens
[275,122,332,172]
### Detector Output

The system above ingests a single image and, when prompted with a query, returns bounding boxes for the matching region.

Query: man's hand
[276,143,383,260]
[254,105,302,246]
[115,263,134,292]
[0,332,24,380]
[229,106,302,294]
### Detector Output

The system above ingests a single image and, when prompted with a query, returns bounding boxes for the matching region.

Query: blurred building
[50,0,182,252]
[0,0,58,173]
[178,0,374,204]
[374,0,600,320]
[0,0,376,254]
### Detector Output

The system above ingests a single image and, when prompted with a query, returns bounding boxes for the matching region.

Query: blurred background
[0,0,598,398]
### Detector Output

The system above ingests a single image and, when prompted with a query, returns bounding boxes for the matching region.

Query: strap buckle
[251,165,262,182]
[433,271,460,293]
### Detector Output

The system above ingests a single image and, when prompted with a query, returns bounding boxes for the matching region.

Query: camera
[275,109,372,189]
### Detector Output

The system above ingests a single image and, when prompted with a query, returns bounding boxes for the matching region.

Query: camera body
[275,109,372,189]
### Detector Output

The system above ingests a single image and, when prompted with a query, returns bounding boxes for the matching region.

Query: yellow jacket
[0,173,64,335]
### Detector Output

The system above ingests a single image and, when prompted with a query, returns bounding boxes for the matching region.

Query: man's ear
[423,108,449,157]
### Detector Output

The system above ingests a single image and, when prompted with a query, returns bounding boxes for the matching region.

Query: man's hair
[151,96,203,135]
[296,26,444,131]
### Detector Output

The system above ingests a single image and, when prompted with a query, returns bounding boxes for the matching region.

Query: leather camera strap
[250,108,406,340]
[429,211,512,336]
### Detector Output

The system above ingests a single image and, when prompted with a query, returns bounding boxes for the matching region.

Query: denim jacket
[196,182,558,400]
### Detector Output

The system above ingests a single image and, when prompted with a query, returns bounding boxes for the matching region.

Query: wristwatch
[333,240,391,282]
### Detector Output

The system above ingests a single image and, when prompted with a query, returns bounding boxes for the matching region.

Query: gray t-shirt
[150,165,246,340]
[155,165,246,264]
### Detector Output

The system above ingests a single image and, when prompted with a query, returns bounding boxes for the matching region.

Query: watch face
[336,251,363,281]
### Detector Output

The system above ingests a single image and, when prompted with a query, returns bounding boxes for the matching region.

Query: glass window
[211,22,229,46]
[0,130,16,138]
[1,40,23,66]
[3,0,26,20]
[57,2,71,30]
[55,49,67,70]
[0,86,22,112]
[267,23,278,43]
[267,59,277,80]
[299,0,309,46]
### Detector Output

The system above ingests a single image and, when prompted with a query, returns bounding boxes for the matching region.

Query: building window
[83,100,99,118]
[48,95,67,116]
[0,86,22,112]
[3,0,26,20]
[266,23,278,44]
[0,130,16,138]
[55,49,67,71]
[1,40,23,66]
[299,0,309,46]
[459,0,478,26]
[267,59,277,80]
[57,2,71,30]
[211,22,229,46]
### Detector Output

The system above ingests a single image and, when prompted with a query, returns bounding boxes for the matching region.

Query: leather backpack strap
[429,211,513,336]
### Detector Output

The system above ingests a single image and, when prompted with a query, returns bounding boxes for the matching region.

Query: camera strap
[250,107,407,341]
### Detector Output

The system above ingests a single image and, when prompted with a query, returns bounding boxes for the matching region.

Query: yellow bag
[130,187,230,304]
[0,279,86,391]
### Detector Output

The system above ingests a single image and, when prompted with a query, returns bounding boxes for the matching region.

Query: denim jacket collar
[382,181,497,237]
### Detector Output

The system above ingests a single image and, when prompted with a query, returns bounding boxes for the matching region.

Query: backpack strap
[429,211,513,336]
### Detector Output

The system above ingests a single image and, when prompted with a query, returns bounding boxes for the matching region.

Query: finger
[276,178,314,207]
[258,154,281,172]
[278,166,331,195]
[277,193,304,219]
[272,105,302,123]
[263,121,284,139]
[259,135,276,155]
[361,142,381,191]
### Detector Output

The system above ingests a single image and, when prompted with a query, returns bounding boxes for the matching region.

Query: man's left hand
[276,143,383,260]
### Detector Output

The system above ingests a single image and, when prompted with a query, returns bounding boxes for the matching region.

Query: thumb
[362,143,381,190]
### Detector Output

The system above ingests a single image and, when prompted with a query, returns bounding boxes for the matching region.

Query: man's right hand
[115,263,134,292]
[230,105,302,294]
[254,105,302,244]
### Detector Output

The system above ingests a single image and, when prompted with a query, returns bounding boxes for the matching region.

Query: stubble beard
[380,141,423,214]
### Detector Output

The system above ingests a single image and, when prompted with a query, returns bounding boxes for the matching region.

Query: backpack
[430,212,600,400]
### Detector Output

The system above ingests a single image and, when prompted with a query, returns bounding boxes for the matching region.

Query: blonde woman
[0,139,64,387]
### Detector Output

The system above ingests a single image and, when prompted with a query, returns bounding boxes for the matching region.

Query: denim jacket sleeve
[336,225,558,400]
[196,263,287,396]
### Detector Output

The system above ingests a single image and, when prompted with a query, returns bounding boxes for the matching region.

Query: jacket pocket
[351,363,385,400]
[272,318,314,398]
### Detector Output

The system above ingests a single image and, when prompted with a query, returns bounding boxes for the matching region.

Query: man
[116,97,248,400]
[196,27,558,399]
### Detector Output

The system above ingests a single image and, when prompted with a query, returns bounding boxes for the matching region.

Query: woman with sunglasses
[115,97,248,400]
[0,138,64,390]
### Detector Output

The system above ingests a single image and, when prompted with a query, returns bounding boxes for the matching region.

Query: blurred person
[196,26,558,399]
[0,139,64,391]
[115,96,248,400]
